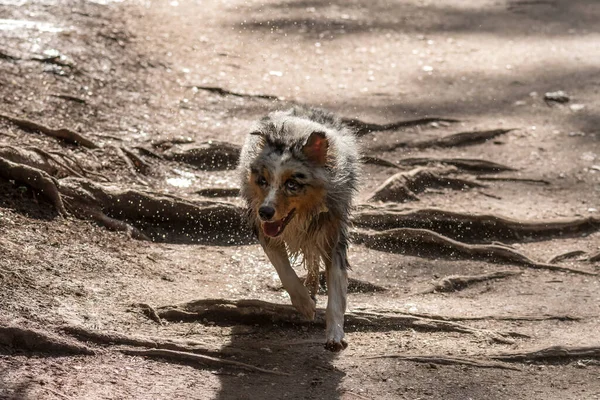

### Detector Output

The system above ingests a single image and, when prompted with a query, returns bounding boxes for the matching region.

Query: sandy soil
[1,0,599,399]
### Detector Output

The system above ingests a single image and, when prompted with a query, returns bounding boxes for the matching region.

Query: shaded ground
[1,0,599,399]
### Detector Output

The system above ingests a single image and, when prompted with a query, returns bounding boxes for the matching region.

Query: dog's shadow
[215,324,345,400]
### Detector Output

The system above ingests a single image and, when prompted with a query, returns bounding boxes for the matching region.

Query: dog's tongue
[263,221,283,237]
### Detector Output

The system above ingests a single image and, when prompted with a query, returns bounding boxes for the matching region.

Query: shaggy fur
[238,107,359,351]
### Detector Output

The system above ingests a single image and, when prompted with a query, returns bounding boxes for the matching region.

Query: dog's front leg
[324,247,349,352]
[260,238,316,321]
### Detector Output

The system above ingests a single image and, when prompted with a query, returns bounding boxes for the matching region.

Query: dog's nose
[258,206,275,221]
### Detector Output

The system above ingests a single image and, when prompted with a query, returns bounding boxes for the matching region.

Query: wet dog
[238,107,359,351]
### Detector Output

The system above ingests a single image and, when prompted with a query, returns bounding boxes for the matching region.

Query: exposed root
[352,207,600,243]
[492,345,600,363]
[189,85,280,101]
[589,251,600,262]
[0,156,67,216]
[342,117,460,137]
[154,299,521,344]
[58,178,250,244]
[0,324,94,355]
[134,303,163,325]
[59,326,285,374]
[134,146,165,160]
[367,166,485,202]
[547,250,587,264]
[163,141,241,171]
[360,156,401,169]
[397,157,516,173]
[120,348,290,376]
[424,271,522,293]
[476,176,551,185]
[196,188,241,198]
[121,146,152,175]
[366,354,520,370]
[359,310,584,322]
[0,113,98,148]
[83,208,151,240]
[380,129,514,151]
[352,228,597,275]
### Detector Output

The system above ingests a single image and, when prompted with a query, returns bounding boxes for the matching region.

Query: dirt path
[1,0,599,399]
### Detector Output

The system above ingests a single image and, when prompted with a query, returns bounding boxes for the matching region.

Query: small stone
[544,90,570,103]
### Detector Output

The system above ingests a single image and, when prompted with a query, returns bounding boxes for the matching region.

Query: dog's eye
[285,179,300,191]
[257,176,268,187]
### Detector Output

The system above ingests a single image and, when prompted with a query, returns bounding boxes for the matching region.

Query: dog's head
[245,129,330,238]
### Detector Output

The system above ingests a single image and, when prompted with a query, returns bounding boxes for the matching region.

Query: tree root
[352,228,596,275]
[0,113,98,148]
[121,146,152,175]
[341,117,460,137]
[380,129,514,151]
[196,188,241,198]
[547,250,587,264]
[189,85,280,101]
[57,325,288,375]
[351,207,600,243]
[366,354,520,370]
[163,141,241,171]
[492,345,600,363]
[120,348,290,376]
[133,303,163,325]
[367,166,486,203]
[476,176,551,185]
[0,156,67,216]
[358,310,583,322]
[0,324,94,355]
[424,271,522,293]
[153,299,521,344]
[397,157,516,173]
[58,178,250,244]
[360,156,401,169]
[588,251,600,262]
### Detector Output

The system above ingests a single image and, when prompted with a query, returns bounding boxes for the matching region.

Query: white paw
[325,338,348,352]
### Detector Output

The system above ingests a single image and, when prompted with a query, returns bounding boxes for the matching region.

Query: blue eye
[285,180,300,191]
[257,176,268,187]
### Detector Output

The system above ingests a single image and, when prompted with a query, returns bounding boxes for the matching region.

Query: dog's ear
[302,131,328,166]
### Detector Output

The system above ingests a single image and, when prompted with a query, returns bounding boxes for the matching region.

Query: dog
[238,107,359,351]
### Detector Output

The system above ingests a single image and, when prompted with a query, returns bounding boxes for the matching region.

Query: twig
[589,251,600,262]
[0,113,97,148]
[189,85,280,100]
[342,117,460,137]
[366,354,520,370]
[120,348,290,376]
[353,228,596,275]
[547,250,587,264]
[50,94,87,104]
[476,176,550,185]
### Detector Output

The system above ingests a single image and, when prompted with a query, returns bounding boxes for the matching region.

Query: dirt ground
[1,0,599,399]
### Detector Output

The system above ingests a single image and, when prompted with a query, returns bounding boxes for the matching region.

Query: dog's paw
[291,295,316,321]
[324,339,348,352]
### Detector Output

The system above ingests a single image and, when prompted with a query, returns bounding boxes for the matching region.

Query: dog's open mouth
[262,209,296,237]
